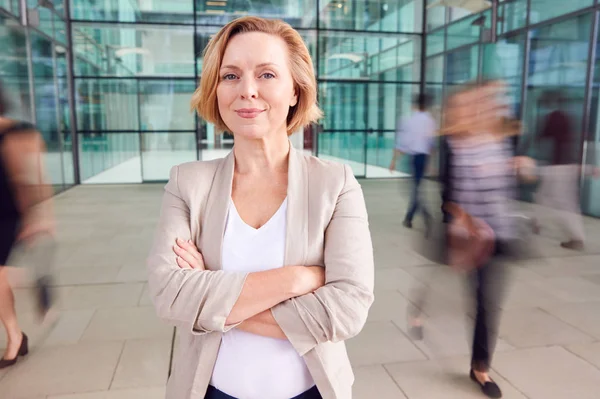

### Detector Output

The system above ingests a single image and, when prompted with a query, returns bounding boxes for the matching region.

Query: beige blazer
[147,145,375,399]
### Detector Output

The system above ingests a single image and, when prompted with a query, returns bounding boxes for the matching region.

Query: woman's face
[216,32,298,139]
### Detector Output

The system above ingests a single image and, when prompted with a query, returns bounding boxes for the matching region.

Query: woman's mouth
[235,109,265,119]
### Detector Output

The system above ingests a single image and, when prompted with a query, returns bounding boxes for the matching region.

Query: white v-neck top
[210,197,315,399]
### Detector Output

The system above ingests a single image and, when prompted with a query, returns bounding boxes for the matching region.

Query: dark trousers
[406,153,430,222]
[205,385,322,399]
[470,243,509,372]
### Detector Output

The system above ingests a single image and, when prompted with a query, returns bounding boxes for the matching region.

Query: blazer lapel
[285,145,308,267]
[201,150,235,271]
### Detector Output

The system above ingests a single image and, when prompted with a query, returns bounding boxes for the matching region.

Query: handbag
[445,203,496,271]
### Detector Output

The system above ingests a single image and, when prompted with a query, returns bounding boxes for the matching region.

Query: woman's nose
[239,77,258,99]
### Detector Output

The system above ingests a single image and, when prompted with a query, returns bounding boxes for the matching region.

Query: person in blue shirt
[389,93,437,230]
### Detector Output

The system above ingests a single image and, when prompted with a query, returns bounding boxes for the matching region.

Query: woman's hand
[173,238,205,270]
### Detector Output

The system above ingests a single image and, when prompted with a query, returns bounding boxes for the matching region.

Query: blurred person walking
[0,82,55,369]
[389,93,437,230]
[411,81,527,399]
[529,90,588,250]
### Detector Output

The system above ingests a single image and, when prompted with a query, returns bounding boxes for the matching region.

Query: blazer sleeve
[146,165,248,335]
[271,164,375,356]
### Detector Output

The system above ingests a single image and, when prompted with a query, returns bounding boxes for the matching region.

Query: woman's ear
[290,89,298,107]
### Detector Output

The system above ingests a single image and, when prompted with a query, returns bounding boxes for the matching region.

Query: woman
[147,17,374,399]
[0,82,54,369]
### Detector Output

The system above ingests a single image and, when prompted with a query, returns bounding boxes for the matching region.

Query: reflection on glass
[79,133,141,183]
[482,35,525,117]
[445,45,479,87]
[318,132,366,176]
[446,13,486,51]
[0,15,31,122]
[426,28,444,56]
[523,15,591,200]
[72,24,195,77]
[75,78,139,131]
[320,0,422,33]
[139,80,196,131]
[426,0,446,31]
[31,31,65,190]
[318,31,419,81]
[529,0,593,25]
[196,0,317,28]
[498,0,527,35]
[365,131,412,177]
[71,0,195,24]
[141,132,196,180]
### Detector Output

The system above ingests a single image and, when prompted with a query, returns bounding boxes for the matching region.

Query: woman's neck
[233,134,290,175]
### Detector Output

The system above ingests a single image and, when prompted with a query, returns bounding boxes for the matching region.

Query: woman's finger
[173,245,202,269]
[176,256,191,269]
[176,238,204,262]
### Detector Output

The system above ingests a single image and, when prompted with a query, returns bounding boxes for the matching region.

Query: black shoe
[403,219,413,228]
[0,333,29,369]
[470,369,502,398]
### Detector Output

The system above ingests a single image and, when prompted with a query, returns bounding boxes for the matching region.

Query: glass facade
[2,0,600,215]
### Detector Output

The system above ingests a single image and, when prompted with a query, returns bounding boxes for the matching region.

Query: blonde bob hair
[191,16,323,135]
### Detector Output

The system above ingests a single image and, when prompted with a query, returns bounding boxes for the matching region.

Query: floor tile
[81,307,172,342]
[385,356,527,399]
[59,283,144,310]
[54,266,122,286]
[566,342,600,370]
[346,321,426,367]
[542,302,600,339]
[353,365,407,399]
[41,309,96,347]
[138,284,153,306]
[114,266,148,283]
[0,341,124,398]
[111,338,171,389]
[48,386,166,399]
[493,346,600,399]
[499,308,594,348]
[375,268,425,297]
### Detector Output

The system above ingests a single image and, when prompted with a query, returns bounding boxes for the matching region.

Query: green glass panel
[0,14,31,121]
[426,28,444,56]
[426,0,445,31]
[317,132,366,176]
[320,0,422,33]
[529,0,593,25]
[139,80,197,131]
[446,13,486,51]
[78,133,141,183]
[75,78,139,131]
[318,31,420,81]
[498,0,527,35]
[141,132,196,180]
[196,0,317,28]
[445,45,479,86]
[72,24,195,77]
[71,0,194,24]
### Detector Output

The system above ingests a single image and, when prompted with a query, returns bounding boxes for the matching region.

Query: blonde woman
[147,17,374,399]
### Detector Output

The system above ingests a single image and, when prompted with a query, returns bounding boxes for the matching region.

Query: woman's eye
[261,73,275,79]
[223,74,237,80]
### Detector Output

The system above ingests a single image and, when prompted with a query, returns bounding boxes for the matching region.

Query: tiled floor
[1,179,600,398]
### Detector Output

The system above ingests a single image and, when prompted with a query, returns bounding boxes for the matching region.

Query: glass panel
[31,31,65,190]
[196,0,317,28]
[319,0,422,33]
[72,24,195,77]
[317,132,366,176]
[426,28,444,56]
[318,31,420,81]
[425,55,443,83]
[498,0,527,35]
[445,45,479,87]
[51,0,65,17]
[320,82,417,131]
[55,48,74,186]
[0,15,32,122]
[365,130,411,178]
[482,35,525,117]
[75,78,139,131]
[139,80,196,131]
[446,13,486,51]
[1,0,20,16]
[583,24,600,216]
[529,0,593,25]
[79,132,142,183]
[141,132,196,181]
[70,0,195,24]
[522,14,591,201]
[426,0,445,31]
